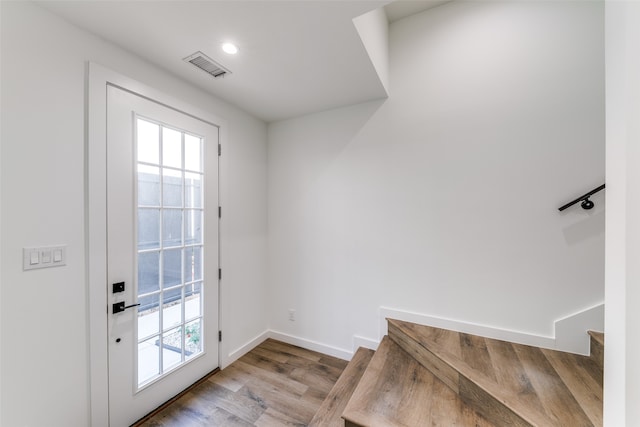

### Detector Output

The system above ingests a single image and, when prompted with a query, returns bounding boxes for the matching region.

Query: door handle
[112,301,140,314]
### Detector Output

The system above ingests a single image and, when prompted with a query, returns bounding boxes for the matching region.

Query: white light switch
[29,251,39,265]
[23,245,66,271]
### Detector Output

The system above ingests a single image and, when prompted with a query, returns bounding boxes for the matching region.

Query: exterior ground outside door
[107,85,219,426]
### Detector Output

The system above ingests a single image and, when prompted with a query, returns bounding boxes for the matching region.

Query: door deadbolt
[112,281,125,293]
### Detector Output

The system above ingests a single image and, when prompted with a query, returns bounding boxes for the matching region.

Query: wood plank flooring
[137,339,348,427]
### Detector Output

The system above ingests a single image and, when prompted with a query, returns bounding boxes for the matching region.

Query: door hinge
[218,268,222,280]
[218,330,222,342]
[218,206,221,218]
[218,143,221,156]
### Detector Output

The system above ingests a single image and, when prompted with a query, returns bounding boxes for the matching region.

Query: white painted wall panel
[268,1,604,353]
[604,2,640,425]
[0,2,267,426]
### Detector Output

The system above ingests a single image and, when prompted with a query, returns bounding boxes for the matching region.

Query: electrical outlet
[288,309,296,322]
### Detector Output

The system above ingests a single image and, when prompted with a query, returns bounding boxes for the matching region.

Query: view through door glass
[136,118,206,388]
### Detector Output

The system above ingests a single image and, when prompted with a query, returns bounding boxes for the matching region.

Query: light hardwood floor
[136,339,348,426]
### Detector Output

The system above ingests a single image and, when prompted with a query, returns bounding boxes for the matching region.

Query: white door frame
[87,62,226,427]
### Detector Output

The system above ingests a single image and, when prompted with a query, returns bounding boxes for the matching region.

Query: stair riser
[589,335,604,372]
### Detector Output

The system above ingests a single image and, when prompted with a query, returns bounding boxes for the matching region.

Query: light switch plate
[23,245,66,271]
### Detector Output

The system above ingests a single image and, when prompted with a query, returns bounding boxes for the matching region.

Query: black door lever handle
[112,301,141,314]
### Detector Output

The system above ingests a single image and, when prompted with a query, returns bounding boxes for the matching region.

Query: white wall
[0,1,3,420]
[0,2,267,426]
[604,2,640,425]
[268,1,604,354]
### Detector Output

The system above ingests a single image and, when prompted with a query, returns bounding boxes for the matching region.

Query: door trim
[87,62,226,427]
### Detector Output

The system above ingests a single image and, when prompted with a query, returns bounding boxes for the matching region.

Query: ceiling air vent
[184,51,231,79]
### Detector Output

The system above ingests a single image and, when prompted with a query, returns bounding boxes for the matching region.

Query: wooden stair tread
[388,318,603,427]
[308,347,375,427]
[342,336,494,427]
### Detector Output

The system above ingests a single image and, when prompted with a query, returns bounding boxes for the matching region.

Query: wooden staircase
[312,319,603,426]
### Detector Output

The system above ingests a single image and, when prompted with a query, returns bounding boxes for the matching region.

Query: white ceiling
[38,0,448,123]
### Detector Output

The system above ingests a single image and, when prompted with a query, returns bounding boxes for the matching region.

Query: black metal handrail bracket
[558,184,606,211]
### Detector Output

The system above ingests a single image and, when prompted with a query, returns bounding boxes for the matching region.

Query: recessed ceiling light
[222,43,238,55]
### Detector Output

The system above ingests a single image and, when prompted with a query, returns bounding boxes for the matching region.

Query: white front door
[106,85,219,426]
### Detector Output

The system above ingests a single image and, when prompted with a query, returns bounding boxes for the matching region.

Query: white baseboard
[222,330,358,370]
[353,335,380,352]
[269,330,353,361]
[221,303,604,370]
[380,304,605,355]
[555,303,604,355]
[222,330,270,369]
[380,306,556,350]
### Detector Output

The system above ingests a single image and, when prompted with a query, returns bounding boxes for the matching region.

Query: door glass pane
[184,246,202,283]
[138,251,160,295]
[162,209,182,248]
[185,319,202,358]
[162,128,182,169]
[162,249,182,289]
[138,294,160,339]
[162,327,183,371]
[185,173,202,208]
[184,134,202,172]
[135,117,206,389]
[162,168,182,208]
[138,165,160,206]
[137,120,160,165]
[138,209,160,251]
[185,210,202,246]
[185,282,202,321]
[162,293,182,331]
[138,336,160,385]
